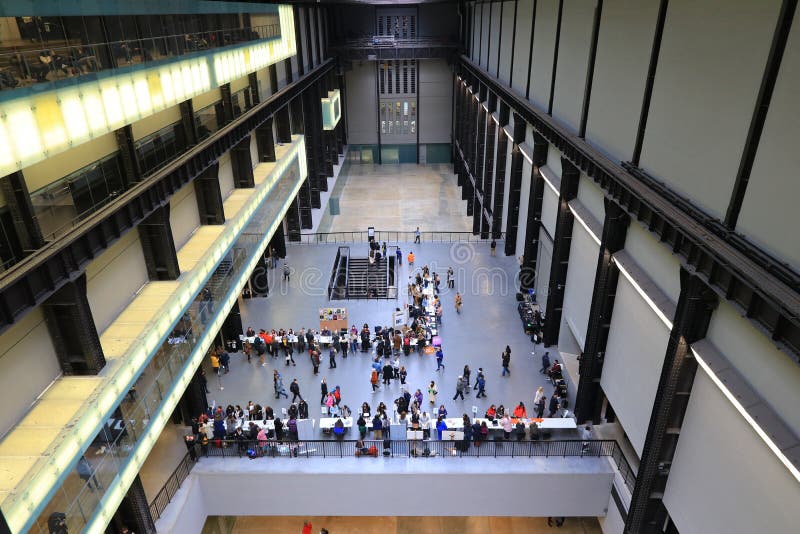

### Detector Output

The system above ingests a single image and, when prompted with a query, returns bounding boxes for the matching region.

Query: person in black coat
[274,418,284,441]
[548,395,559,417]
[382,363,393,385]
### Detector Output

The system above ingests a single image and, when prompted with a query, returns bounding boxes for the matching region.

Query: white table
[439,417,577,431]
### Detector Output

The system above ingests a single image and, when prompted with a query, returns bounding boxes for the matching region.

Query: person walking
[274,370,288,399]
[370,368,379,392]
[436,347,445,370]
[581,424,593,453]
[447,266,454,288]
[382,362,393,386]
[476,374,487,398]
[428,381,438,404]
[210,352,220,376]
[289,379,303,403]
[540,351,551,374]
[502,348,511,376]
[473,367,484,390]
[396,246,402,265]
[455,292,462,314]
[462,365,471,394]
[282,262,290,282]
[399,366,407,385]
[534,386,545,407]
[407,250,415,267]
[414,226,421,244]
[490,239,496,256]
[328,346,337,369]
[453,376,465,400]
[320,378,328,405]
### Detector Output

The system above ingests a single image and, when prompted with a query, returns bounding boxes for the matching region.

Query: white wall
[735,21,800,273]
[515,160,533,256]
[584,0,659,162]
[418,60,453,144]
[511,0,534,96]
[159,461,614,529]
[639,0,782,219]
[622,223,680,304]
[0,308,61,439]
[498,1,515,85]
[706,300,800,438]
[345,62,378,144]
[599,492,625,534]
[561,204,601,349]
[551,0,596,131]
[662,370,800,534]
[169,182,201,251]
[217,153,235,200]
[546,144,562,177]
[536,229,553,303]
[540,175,559,239]
[601,257,672,457]
[86,231,148,334]
[529,0,559,110]
[577,174,605,225]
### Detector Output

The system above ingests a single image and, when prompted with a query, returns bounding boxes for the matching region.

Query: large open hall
[0,1,797,533]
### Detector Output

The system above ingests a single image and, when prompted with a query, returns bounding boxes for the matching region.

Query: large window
[195,104,220,140]
[379,60,416,96]
[31,154,125,241]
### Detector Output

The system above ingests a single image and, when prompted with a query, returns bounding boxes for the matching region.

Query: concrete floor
[204,241,570,437]
[224,515,602,533]
[322,162,473,233]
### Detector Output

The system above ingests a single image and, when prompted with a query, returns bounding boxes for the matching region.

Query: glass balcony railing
[0,24,280,92]
[29,150,305,534]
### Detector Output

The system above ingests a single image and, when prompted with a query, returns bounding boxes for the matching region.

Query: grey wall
[662,370,800,534]
[510,0,534,96]
[418,4,458,39]
[529,0,559,111]
[639,0,781,219]
[497,1,515,84]
[344,62,378,144]
[169,181,201,251]
[418,59,453,144]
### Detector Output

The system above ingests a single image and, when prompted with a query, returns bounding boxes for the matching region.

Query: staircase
[347,256,388,298]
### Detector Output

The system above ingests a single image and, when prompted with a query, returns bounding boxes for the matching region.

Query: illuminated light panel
[0,122,14,167]
[0,4,295,177]
[691,346,800,483]
[321,89,342,130]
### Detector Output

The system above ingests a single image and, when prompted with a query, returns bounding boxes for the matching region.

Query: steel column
[542,158,580,346]
[503,114,527,256]
[574,199,630,423]
[137,204,180,281]
[491,101,510,238]
[626,268,718,533]
[194,163,226,225]
[231,135,255,188]
[42,273,105,375]
[520,132,548,289]
[0,171,44,254]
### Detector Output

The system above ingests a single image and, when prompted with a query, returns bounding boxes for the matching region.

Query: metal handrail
[327,248,341,301]
[191,437,625,460]
[289,231,505,245]
[343,246,350,299]
[148,450,197,523]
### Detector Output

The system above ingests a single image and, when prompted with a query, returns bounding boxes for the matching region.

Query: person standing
[407,250,415,267]
[436,347,445,371]
[289,379,303,403]
[455,292,462,314]
[414,226,421,243]
[428,380,438,404]
[399,366,407,385]
[311,348,320,375]
[581,424,593,453]
[320,378,328,405]
[534,386,545,407]
[328,346,337,369]
[490,239,496,256]
[210,352,220,376]
[536,395,546,418]
[462,365,471,393]
[453,376,465,400]
[548,394,559,418]
[282,262,290,282]
[447,267,454,288]
[396,246,402,265]
[502,348,511,376]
